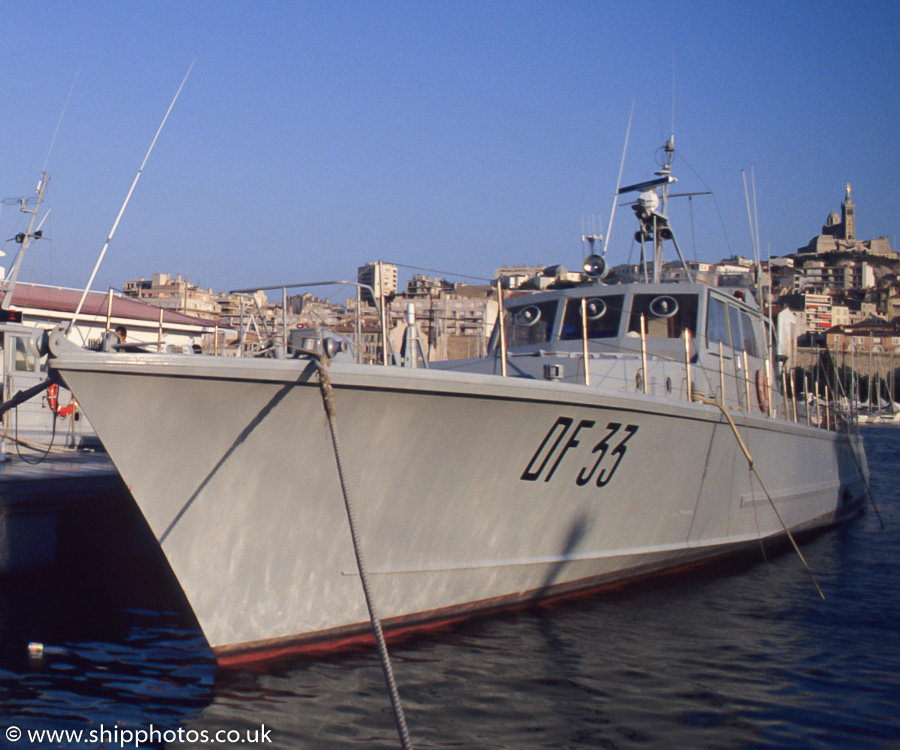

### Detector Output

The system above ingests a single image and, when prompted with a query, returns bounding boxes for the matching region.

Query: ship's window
[13,336,34,372]
[628,294,698,339]
[729,306,742,352]
[707,297,730,347]
[504,300,559,347]
[740,312,759,357]
[560,295,625,340]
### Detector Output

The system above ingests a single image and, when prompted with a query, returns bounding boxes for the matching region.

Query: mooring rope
[842,419,885,530]
[695,394,825,600]
[831,365,885,529]
[314,356,414,750]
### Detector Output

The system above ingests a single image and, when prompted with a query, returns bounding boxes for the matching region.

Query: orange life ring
[755,369,769,414]
[46,383,79,418]
[47,383,59,412]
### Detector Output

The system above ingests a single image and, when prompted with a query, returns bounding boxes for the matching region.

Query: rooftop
[7,283,221,329]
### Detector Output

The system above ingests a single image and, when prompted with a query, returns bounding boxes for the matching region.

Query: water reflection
[0,427,896,749]
[0,496,216,746]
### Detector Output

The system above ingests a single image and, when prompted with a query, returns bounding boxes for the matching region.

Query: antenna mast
[68,59,195,335]
[617,135,693,284]
[0,174,50,311]
[601,100,635,259]
[582,214,602,257]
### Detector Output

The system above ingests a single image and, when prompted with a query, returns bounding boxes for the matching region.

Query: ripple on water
[1,427,898,749]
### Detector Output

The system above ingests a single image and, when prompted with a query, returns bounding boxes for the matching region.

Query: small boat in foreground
[45,146,869,664]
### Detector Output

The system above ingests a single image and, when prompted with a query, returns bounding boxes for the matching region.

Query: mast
[654,136,675,282]
[617,135,693,283]
[0,173,50,311]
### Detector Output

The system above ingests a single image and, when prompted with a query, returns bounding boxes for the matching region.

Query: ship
[44,142,869,664]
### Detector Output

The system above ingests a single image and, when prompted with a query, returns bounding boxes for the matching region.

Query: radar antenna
[616,135,694,283]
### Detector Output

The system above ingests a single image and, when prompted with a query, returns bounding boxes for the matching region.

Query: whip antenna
[68,58,196,335]
[601,99,634,258]
[44,64,80,173]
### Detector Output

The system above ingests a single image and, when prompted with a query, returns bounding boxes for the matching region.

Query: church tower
[841,183,855,240]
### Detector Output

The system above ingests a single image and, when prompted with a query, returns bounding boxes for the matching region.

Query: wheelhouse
[490,283,768,363]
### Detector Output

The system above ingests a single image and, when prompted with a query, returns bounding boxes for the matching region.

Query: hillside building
[797,184,895,258]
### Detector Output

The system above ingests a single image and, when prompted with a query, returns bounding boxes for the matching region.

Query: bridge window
[740,312,759,357]
[707,297,730,347]
[560,295,625,340]
[628,294,698,339]
[504,300,559,347]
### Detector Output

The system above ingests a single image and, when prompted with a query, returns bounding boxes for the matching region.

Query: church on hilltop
[797,184,895,257]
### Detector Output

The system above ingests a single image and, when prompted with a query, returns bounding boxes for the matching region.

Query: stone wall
[794,347,898,401]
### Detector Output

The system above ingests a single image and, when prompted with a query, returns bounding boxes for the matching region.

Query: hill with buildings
[116,185,898,362]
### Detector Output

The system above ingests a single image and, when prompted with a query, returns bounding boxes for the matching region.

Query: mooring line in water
[314,356,414,750]
[842,420,885,530]
[832,365,885,530]
[850,445,885,530]
[739,411,769,564]
[695,395,825,600]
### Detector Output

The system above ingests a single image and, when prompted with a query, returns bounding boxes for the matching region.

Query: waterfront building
[804,292,833,334]
[776,292,834,342]
[357,262,398,306]
[386,288,497,361]
[826,322,900,354]
[6,282,216,351]
[406,274,451,298]
[123,273,219,320]
[659,261,717,285]
[495,264,546,289]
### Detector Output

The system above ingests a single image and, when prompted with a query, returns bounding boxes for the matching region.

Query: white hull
[51,349,868,663]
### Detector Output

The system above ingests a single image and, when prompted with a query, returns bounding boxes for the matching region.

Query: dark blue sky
[2,1,898,297]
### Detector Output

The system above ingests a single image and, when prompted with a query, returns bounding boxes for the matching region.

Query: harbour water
[0,427,897,749]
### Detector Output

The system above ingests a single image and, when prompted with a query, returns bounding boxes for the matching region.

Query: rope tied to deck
[314,355,414,750]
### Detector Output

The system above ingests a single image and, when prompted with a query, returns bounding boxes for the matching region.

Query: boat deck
[0,451,130,575]
[0,451,122,505]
